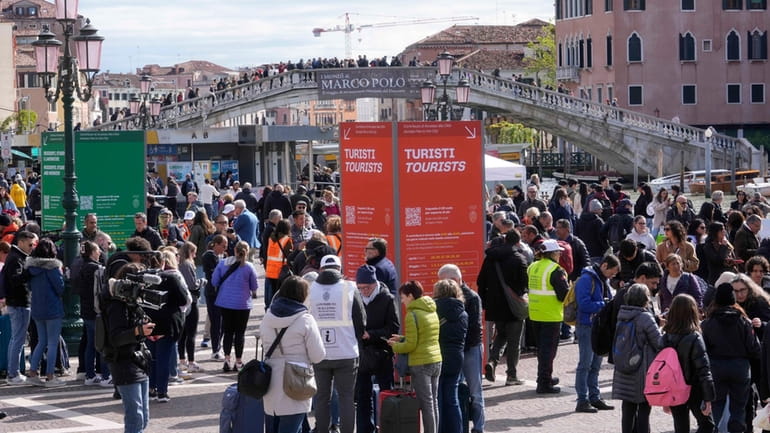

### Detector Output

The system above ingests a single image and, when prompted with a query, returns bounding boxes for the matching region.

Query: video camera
[108,270,167,311]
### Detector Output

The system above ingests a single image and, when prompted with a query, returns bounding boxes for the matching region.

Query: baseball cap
[320,254,342,270]
[222,204,235,214]
[540,239,565,253]
[183,210,195,220]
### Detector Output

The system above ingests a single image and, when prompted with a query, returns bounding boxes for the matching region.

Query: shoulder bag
[283,359,317,400]
[494,261,529,320]
[237,327,287,399]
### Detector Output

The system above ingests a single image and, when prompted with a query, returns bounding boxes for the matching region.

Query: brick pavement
[2,286,694,433]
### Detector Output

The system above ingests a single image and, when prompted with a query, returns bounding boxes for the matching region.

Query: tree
[486,121,539,145]
[524,23,556,88]
[0,109,37,133]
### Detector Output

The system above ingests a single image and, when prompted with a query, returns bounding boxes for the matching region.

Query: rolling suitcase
[378,379,420,433]
[220,383,265,433]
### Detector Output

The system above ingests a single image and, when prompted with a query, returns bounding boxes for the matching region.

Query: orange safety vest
[326,233,342,254]
[265,236,292,279]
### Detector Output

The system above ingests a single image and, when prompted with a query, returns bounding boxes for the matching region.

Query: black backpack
[591,301,615,357]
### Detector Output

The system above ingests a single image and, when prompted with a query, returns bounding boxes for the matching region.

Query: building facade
[555,0,769,141]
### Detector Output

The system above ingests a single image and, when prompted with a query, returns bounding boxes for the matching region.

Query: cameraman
[103,262,155,433]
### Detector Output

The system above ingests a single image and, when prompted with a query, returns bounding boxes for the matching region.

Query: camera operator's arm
[105,300,153,347]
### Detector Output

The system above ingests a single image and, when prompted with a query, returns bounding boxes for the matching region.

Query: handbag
[237,327,287,399]
[394,311,418,378]
[754,402,770,430]
[283,361,317,400]
[359,345,387,374]
[494,261,529,320]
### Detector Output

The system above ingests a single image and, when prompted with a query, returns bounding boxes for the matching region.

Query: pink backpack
[644,347,692,407]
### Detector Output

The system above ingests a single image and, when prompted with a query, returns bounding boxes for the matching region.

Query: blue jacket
[366,255,399,295]
[575,265,611,326]
[26,257,65,320]
[212,257,259,310]
[435,297,468,376]
[233,209,260,248]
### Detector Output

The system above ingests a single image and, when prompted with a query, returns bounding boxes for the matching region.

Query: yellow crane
[312,13,478,59]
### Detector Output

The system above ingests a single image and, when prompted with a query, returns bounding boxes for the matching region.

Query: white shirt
[199,183,219,205]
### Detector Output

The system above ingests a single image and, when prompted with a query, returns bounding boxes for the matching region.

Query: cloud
[77,0,553,73]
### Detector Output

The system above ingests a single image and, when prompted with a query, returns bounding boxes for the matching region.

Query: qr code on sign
[80,195,94,211]
[345,206,356,224]
[405,207,421,227]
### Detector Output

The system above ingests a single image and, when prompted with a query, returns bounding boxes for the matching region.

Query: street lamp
[421,51,471,121]
[129,74,161,129]
[33,0,103,347]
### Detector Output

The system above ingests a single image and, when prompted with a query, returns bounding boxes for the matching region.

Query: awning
[11,149,33,160]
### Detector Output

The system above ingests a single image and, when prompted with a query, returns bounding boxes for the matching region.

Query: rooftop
[408,19,550,47]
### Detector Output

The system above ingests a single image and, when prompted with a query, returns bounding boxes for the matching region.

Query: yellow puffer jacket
[10,183,26,208]
[391,296,442,366]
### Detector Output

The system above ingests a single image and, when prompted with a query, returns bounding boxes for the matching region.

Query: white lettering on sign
[403,147,466,173]
[344,148,383,173]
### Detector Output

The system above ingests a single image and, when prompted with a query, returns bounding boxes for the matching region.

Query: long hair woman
[700,222,737,285]
[261,276,325,433]
[212,241,259,372]
[612,284,663,433]
[202,234,228,360]
[188,210,215,269]
[662,294,715,433]
[25,238,66,387]
[76,240,111,385]
[433,279,468,433]
[651,188,671,237]
[388,281,442,433]
[702,283,761,433]
[656,220,700,273]
[177,241,203,373]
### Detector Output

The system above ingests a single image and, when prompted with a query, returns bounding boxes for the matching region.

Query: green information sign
[41,131,145,246]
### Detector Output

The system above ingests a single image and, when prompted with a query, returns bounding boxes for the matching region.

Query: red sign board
[397,121,485,295]
[339,122,395,279]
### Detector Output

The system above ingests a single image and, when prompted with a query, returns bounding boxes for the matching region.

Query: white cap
[320,254,342,269]
[222,204,236,214]
[183,210,195,220]
[540,239,564,253]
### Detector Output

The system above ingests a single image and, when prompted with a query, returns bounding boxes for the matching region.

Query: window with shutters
[679,33,696,61]
[748,30,768,60]
[751,84,765,103]
[727,31,740,61]
[628,33,642,62]
[587,38,593,67]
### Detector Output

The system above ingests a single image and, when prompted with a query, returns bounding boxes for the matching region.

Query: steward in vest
[527,239,569,394]
[308,255,366,433]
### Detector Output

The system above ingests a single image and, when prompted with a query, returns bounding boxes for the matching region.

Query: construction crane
[312,13,479,59]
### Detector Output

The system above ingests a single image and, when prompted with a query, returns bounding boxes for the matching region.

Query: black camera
[108,271,167,311]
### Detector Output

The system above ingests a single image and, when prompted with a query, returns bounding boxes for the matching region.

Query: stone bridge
[92,67,761,176]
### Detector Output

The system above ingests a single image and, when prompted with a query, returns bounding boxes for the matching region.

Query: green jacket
[392,296,442,366]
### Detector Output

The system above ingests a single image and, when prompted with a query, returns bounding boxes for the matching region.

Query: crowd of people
[480,173,770,433]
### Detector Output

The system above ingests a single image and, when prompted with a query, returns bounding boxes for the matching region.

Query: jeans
[146,335,174,395]
[117,378,150,433]
[575,324,602,403]
[83,319,97,378]
[711,357,750,433]
[270,412,305,433]
[621,400,651,433]
[411,362,441,433]
[489,320,523,379]
[29,318,63,376]
[265,278,276,309]
[531,321,561,388]
[438,370,462,433]
[356,364,394,433]
[205,296,223,353]
[461,344,485,432]
[314,358,358,433]
[6,306,30,378]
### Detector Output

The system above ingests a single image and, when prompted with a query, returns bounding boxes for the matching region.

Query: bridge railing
[91,66,753,161]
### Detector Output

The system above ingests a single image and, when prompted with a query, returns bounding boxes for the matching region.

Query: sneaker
[44,377,67,387]
[27,376,46,387]
[234,361,243,372]
[590,399,615,411]
[200,338,210,348]
[157,393,170,403]
[484,362,496,382]
[149,388,158,400]
[99,377,114,388]
[187,362,203,373]
[76,372,87,381]
[169,376,185,385]
[55,369,71,377]
[210,351,224,361]
[223,361,231,373]
[575,401,598,413]
[330,424,340,433]
[7,374,27,386]
[84,376,103,386]
[179,371,193,380]
[505,376,524,386]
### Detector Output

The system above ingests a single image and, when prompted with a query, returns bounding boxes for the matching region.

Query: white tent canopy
[485,154,526,182]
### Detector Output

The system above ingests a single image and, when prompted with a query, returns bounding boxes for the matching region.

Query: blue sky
[76,0,554,74]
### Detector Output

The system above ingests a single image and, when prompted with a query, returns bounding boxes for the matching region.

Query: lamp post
[421,51,470,121]
[33,0,103,348]
[129,74,161,129]
[704,126,714,198]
